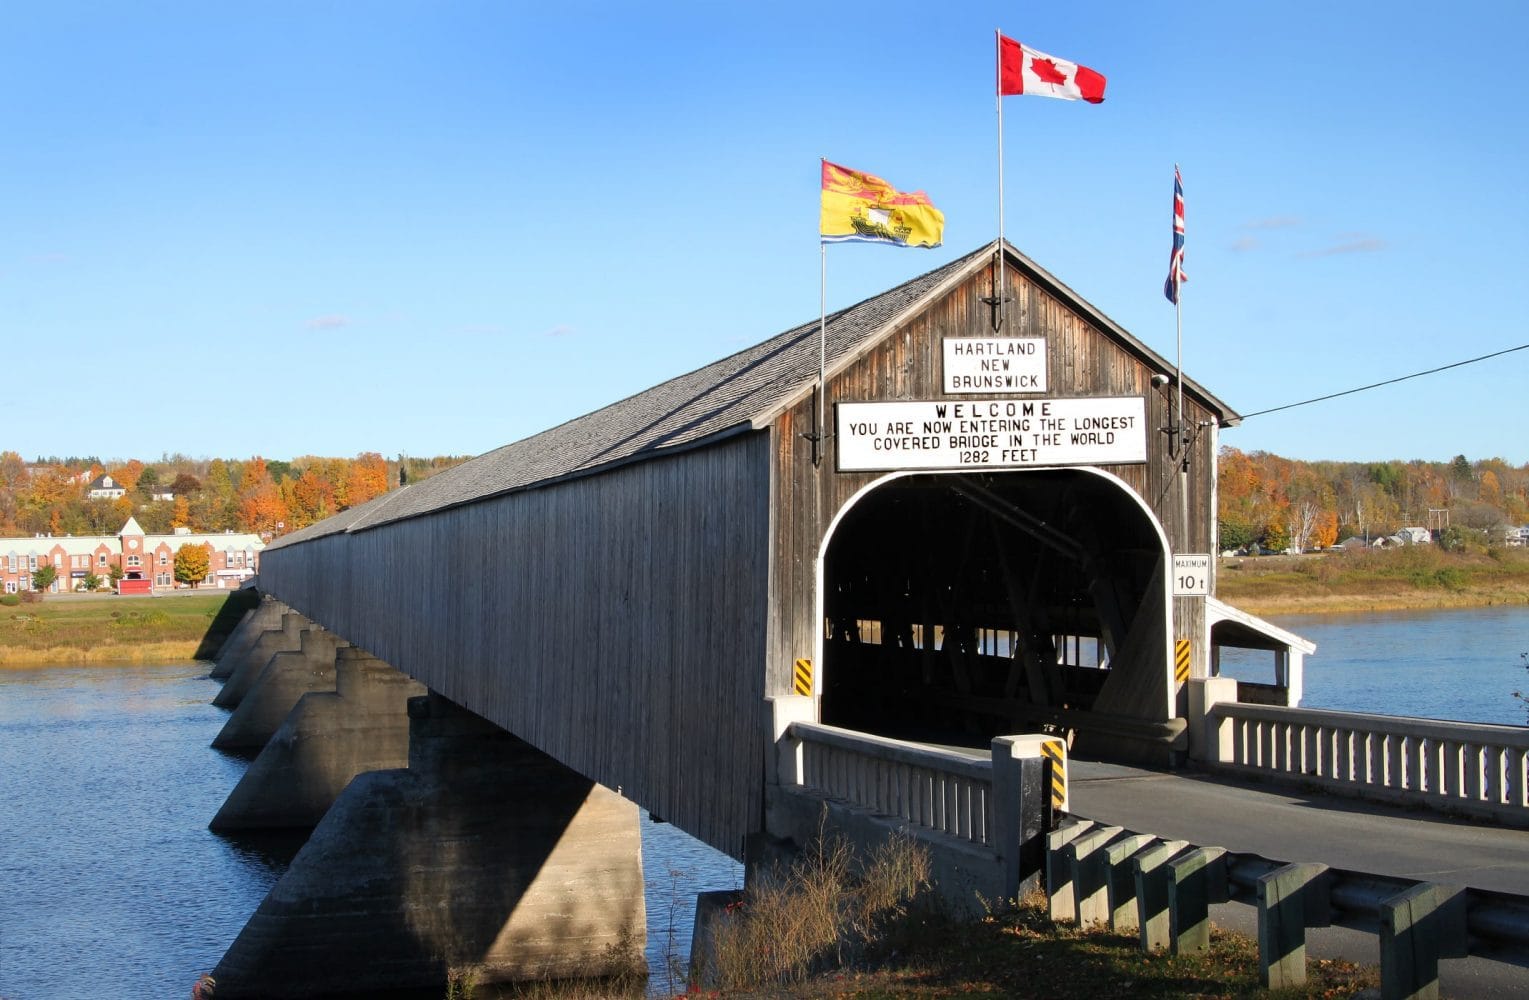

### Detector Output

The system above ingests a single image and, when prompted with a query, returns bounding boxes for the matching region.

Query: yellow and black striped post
[1003,734,1069,815]
[1174,638,1192,685]
[793,657,813,696]
[1040,736,1068,814]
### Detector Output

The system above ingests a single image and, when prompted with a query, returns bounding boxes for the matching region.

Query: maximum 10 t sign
[835,397,1147,472]
[1173,554,1210,597]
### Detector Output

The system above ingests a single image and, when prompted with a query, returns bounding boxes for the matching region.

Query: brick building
[1,516,264,594]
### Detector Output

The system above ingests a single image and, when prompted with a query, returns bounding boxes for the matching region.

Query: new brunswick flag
[820,160,944,248]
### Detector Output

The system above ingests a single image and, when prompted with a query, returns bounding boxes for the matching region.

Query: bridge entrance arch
[816,467,1177,763]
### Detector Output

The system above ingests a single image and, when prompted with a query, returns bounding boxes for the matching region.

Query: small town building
[85,474,128,500]
[0,517,264,594]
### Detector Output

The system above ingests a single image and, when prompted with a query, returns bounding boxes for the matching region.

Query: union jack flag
[1164,166,1186,304]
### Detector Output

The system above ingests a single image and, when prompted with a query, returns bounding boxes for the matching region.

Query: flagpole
[1170,163,1188,549]
[995,28,1006,330]
[818,239,827,468]
[1176,287,1188,549]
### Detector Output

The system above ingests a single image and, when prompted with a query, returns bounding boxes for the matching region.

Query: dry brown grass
[699,830,932,993]
[1216,546,1529,616]
[0,640,205,667]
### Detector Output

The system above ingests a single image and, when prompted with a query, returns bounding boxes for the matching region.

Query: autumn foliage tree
[174,543,211,587]
[239,480,289,536]
[345,452,390,508]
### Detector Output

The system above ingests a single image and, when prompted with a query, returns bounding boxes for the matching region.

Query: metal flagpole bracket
[983,250,1012,330]
[802,427,833,468]
[802,383,834,467]
[981,292,1012,331]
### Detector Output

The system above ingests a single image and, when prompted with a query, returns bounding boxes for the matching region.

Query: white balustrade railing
[781,722,996,846]
[1205,700,1529,825]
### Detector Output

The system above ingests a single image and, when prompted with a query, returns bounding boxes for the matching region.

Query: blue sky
[4,3,1526,465]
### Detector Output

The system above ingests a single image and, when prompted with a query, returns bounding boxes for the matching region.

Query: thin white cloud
[1239,216,1303,231]
[1229,236,1260,253]
[543,324,575,338]
[306,315,352,330]
[1300,237,1387,258]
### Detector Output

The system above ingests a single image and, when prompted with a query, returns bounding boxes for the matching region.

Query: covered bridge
[257,240,1297,860]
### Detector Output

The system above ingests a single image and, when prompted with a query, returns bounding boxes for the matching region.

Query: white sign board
[836,397,1147,472]
[1172,554,1210,597]
[943,338,1046,394]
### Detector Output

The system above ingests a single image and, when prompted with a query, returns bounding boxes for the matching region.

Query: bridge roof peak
[270,241,1236,547]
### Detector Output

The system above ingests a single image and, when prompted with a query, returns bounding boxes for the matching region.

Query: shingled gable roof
[269,241,1238,549]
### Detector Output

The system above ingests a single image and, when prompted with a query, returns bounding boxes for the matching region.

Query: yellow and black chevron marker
[1041,737,1068,813]
[1174,638,1191,684]
[793,658,813,696]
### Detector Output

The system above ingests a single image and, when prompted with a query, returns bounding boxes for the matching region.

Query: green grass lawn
[0,590,254,665]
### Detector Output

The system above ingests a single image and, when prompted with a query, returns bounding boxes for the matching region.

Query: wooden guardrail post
[1167,846,1227,954]
[1257,862,1330,988]
[1103,834,1155,932]
[1070,825,1125,927]
[1046,818,1094,922]
[1132,839,1188,951]
[1379,882,1468,1000]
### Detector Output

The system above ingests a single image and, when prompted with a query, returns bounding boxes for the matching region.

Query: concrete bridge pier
[210,691,646,998]
[211,629,349,751]
[210,647,427,831]
[213,611,315,710]
[209,596,288,681]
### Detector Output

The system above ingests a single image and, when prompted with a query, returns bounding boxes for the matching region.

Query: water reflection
[217,830,309,880]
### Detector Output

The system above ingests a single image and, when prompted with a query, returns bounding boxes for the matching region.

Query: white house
[85,474,127,500]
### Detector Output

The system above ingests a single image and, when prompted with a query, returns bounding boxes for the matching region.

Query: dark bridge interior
[821,470,1168,753]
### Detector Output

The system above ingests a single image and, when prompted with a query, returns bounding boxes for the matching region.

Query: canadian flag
[998,35,1106,104]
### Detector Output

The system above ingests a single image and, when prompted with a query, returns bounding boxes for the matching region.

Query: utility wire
[1238,342,1529,420]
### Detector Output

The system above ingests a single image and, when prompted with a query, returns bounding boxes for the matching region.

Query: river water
[1217,604,1529,725]
[2,605,1525,998]
[0,664,740,1000]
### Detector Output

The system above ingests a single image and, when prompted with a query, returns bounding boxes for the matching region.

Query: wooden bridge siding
[767,257,1216,699]
[259,434,774,858]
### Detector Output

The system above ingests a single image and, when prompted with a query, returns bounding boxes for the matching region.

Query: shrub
[0,593,19,607]
[109,609,171,629]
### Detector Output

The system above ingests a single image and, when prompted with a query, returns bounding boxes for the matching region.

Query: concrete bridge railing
[1192,678,1529,827]
[767,708,1059,910]
[781,721,998,847]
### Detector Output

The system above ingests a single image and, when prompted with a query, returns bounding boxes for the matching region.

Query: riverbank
[1216,546,1529,617]
[0,591,252,667]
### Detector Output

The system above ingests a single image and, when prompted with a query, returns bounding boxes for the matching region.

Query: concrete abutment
[210,646,426,831]
[209,596,288,682]
[213,611,315,709]
[211,627,348,751]
[210,691,646,998]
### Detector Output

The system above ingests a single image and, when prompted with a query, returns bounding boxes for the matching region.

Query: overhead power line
[1238,342,1529,421]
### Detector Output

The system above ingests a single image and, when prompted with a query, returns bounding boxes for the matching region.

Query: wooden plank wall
[259,433,774,859]
[768,252,1218,711]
